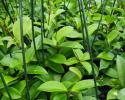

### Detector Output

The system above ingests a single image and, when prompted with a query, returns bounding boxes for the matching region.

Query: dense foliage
[0,0,125,100]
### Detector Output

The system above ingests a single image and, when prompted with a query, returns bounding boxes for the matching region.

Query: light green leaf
[118,88,125,100]
[97,51,114,60]
[64,57,79,65]
[49,54,66,64]
[71,79,97,92]
[116,55,125,87]
[38,81,67,92]
[56,26,82,42]
[105,68,118,78]
[25,47,35,63]
[44,38,56,46]
[30,81,42,100]
[2,87,21,99]
[107,30,119,43]
[99,60,110,70]
[13,80,26,93]
[0,75,17,89]
[51,93,67,100]
[107,88,118,100]
[59,41,83,49]
[47,61,64,73]
[27,65,48,75]
[13,16,31,44]
[81,61,92,74]
[73,49,90,61]
[55,9,65,17]
[88,23,98,35]
[0,55,22,70]
[82,96,96,100]
[69,67,82,79]
[61,71,80,82]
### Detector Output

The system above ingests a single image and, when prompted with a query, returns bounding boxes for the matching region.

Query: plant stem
[19,0,30,99]
[78,0,98,99]
[30,0,39,63]
[40,0,45,66]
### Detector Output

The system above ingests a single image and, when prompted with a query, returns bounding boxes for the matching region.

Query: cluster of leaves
[0,0,125,100]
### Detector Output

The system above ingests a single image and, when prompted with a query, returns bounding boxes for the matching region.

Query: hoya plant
[0,0,125,100]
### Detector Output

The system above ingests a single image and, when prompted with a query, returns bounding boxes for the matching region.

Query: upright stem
[40,0,45,66]
[19,0,30,99]
[30,0,39,62]
[78,0,98,99]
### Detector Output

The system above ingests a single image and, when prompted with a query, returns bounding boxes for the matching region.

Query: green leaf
[81,61,92,74]
[69,67,82,79]
[27,65,48,75]
[2,87,21,99]
[0,75,17,89]
[13,80,26,93]
[30,81,42,100]
[38,81,67,92]
[59,41,83,49]
[107,88,118,100]
[51,93,67,100]
[105,68,118,78]
[44,38,56,46]
[116,55,125,87]
[88,23,98,35]
[118,88,125,100]
[25,47,35,63]
[71,79,97,92]
[56,26,82,42]
[47,61,64,73]
[49,54,66,64]
[62,81,74,89]
[73,49,90,61]
[0,55,22,70]
[99,60,110,70]
[64,57,79,65]
[97,51,114,60]
[107,30,119,43]
[82,96,96,100]
[13,16,31,44]
[55,9,65,17]
[61,71,80,82]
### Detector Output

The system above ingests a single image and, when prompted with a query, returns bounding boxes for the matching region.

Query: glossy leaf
[88,23,98,35]
[69,67,82,79]
[116,55,125,87]
[118,88,125,100]
[97,51,114,60]
[51,93,67,100]
[59,41,83,49]
[81,61,92,74]
[73,49,90,61]
[107,88,118,100]
[13,16,31,44]
[47,61,64,73]
[38,81,67,92]
[2,87,21,99]
[27,65,48,75]
[107,30,119,43]
[71,79,97,92]
[49,54,66,64]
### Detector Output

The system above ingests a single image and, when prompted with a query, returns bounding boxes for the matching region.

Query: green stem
[19,0,30,99]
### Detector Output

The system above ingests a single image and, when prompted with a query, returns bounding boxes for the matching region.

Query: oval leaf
[38,81,67,92]
[71,79,97,92]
